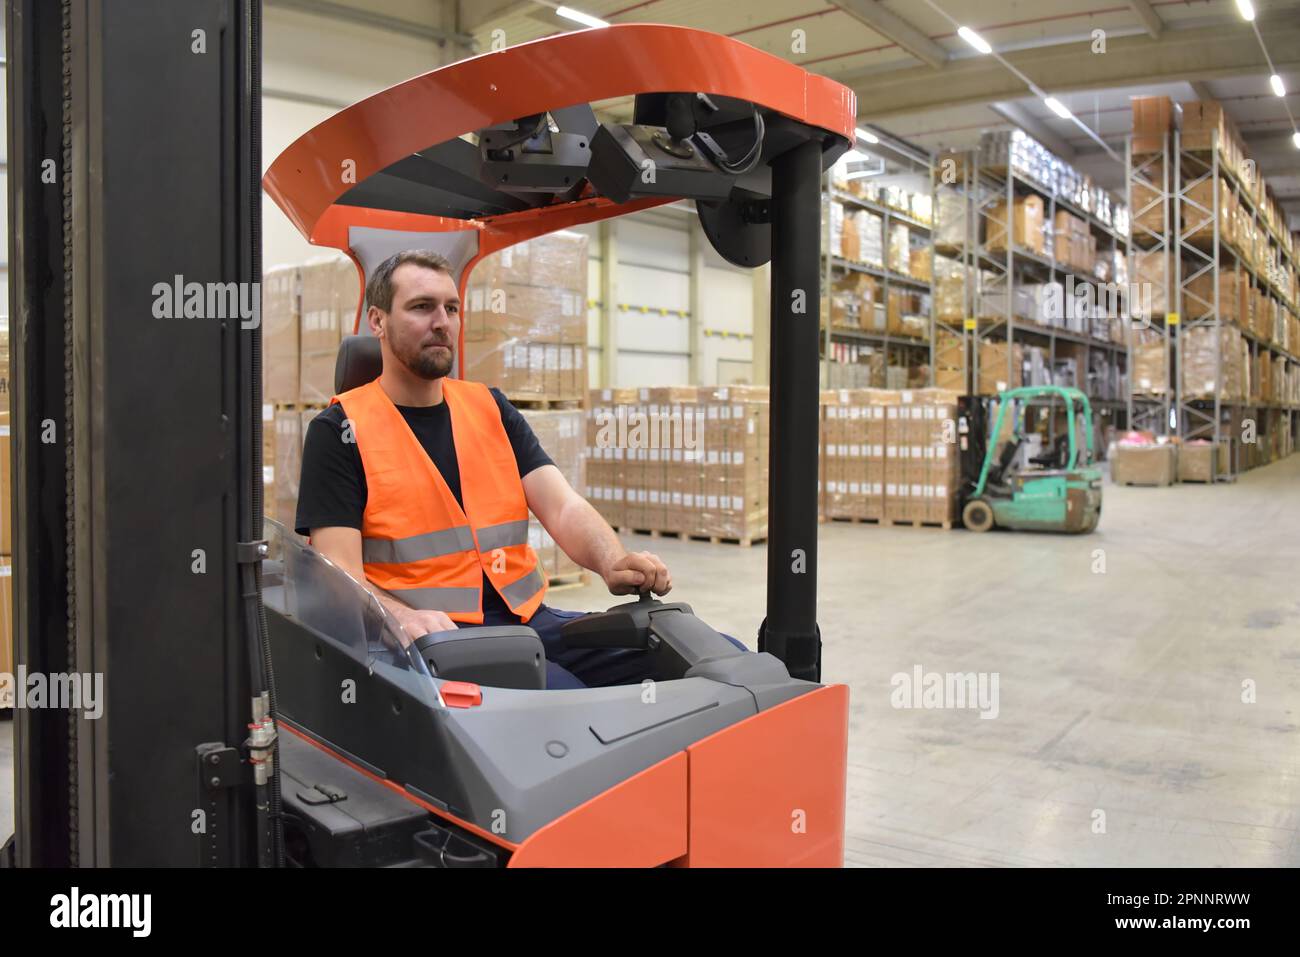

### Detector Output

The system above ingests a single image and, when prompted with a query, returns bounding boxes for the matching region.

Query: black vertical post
[8,0,266,866]
[761,139,822,682]
[7,0,76,867]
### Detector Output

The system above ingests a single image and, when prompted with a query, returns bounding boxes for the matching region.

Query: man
[296,249,744,690]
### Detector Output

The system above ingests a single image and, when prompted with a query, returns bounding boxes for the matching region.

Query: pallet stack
[262,257,352,529]
[586,386,769,546]
[463,232,588,406]
[820,387,962,528]
[520,408,587,588]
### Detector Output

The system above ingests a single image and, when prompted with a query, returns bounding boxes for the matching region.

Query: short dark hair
[366,250,454,313]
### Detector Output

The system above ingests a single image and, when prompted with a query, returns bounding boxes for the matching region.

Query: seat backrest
[334,335,383,394]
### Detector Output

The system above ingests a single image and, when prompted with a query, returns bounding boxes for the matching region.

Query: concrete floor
[3,453,1298,864]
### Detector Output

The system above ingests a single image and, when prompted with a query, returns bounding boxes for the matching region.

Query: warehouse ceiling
[266,0,1300,227]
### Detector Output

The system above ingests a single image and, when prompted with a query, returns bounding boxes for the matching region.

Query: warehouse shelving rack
[935,135,1131,447]
[1125,132,1174,437]
[820,136,936,390]
[1126,125,1300,480]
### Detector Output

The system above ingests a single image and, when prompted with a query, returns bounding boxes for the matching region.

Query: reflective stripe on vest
[332,377,548,624]
[475,518,530,551]
[362,525,476,565]
[386,585,481,614]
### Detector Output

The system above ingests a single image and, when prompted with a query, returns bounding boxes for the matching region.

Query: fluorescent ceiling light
[957,26,992,55]
[1235,0,1254,21]
[1044,97,1072,120]
[856,126,880,144]
[1293,130,1300,150]
[556,5,609,28]
[1270,74,1286,97]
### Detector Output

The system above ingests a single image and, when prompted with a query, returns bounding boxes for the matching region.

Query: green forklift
[957,385,1103,534]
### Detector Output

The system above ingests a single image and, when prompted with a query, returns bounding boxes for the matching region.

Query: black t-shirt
[295,387,554,618]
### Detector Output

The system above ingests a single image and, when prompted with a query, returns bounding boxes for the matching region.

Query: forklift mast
[6,0,268,866]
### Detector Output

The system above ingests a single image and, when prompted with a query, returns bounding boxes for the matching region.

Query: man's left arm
[523,465,670,596]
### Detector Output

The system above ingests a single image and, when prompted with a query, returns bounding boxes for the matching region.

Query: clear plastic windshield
[262,520,441,707]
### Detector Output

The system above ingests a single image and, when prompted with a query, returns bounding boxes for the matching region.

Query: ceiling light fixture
[1044,97,1073,120]
[556,5,609,29]
[957,26,993,55]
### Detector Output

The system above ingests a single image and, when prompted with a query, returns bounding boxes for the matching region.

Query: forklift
[6,5,851,867]
[957,386,1103,534]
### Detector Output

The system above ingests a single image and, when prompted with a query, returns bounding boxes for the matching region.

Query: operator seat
[335,334,383,394]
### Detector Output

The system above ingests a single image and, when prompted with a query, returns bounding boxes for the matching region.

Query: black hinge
[197,743,241,790]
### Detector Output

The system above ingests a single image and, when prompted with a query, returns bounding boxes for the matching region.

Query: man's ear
[367,304,385,338]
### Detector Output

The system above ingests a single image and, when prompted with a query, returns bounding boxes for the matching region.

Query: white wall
[261,4,464,267]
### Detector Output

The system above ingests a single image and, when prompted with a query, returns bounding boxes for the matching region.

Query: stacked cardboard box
[1177,441,1227,483]
[820,272,881,331]
[586,386,768,543]
[521,408,586,583]
[977,341,1025,395]
[888,223,911,275]
[263,264,301,405]
[887,289,929,339]
[1131,95,1174,154]
[464,232,588,402]
[299,258,361,405]
[1134,249,1169,316]
[263,404,328,530]
[934,330,965,392]
[820,388,960,526]
[985,195,1045,256]
[934,189,967,250]
[1180,325,1248,402]
[1180,175,1236,251]
[934,258,965,322]
[1112,442,1178,486]
[1132,333,1168,397]
[1052,210,1095,273]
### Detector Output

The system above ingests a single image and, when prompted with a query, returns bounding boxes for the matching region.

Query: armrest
[412,626,546,691]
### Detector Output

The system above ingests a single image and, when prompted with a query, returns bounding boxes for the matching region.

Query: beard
[393,333,455,380]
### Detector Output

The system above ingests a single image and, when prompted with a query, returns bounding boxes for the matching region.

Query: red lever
[441,681,482,708]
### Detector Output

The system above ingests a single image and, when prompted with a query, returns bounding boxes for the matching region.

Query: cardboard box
[977,341,1024,395]
[1178,442,1219,483]
[1112,444,1177,486]
[986,195,1045,255]
[262,265,300,405]
[298,258,359,404]
[1131,96,1173,153]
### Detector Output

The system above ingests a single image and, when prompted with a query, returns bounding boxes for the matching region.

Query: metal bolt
[209,776,221,788]
[207,753,220,765]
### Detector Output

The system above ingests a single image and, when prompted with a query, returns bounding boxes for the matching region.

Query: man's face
[375,263,461,380]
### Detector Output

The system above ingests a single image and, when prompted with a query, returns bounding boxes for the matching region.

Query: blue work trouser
[475,604,748,690]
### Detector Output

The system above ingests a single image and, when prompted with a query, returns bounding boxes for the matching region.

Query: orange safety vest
[331,377,547,623]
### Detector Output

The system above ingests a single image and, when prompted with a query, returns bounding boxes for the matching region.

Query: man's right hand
[391,607,458,646]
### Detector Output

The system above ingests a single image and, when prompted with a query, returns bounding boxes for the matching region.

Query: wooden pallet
[506,395,584,410]
[1115,480,1174,488]
[826,515,884,525]
[882,518,954,530]
[546,571,587,591]
[619,527,764,548]
[687,533,764,547]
